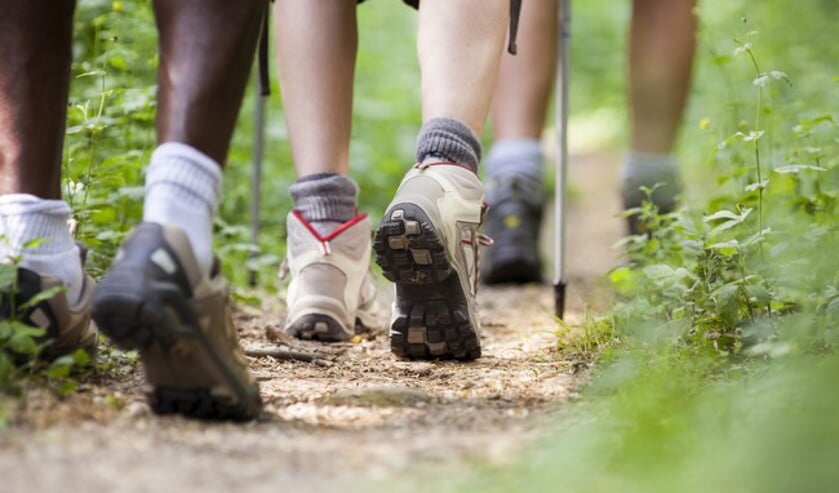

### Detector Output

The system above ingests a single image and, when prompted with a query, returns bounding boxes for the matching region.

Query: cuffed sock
[0,195,84,303]
[416,118,482,173]
[619,151,681,210]
[485,138,545,205]
[290,173,359,236]
[143,142,222,275]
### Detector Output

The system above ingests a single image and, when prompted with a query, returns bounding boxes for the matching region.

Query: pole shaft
[554,0,571,317]
[249,76,266,286]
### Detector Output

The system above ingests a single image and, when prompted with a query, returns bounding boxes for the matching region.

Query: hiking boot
[1,250,97,363]
[92,223,262,421]
[373,162,487,361]
[481,177,543,284]
[621,168,681,235]
[283,211,380,342]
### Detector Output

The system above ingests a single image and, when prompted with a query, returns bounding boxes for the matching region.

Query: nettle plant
[0,245,91,395]
[612,27,838,354]
[64,1,157,278]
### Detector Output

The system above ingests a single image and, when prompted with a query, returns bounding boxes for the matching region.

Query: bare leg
[418,0,508,135]
[491,0,558,140]
[153,0,266,165]
[0,0,76,198]
[274,0,357,177]
[629,0,697,154]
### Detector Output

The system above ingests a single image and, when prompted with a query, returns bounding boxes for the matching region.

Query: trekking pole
[248,8,272,287]
[248,72,266,287]
[553,0,571,319]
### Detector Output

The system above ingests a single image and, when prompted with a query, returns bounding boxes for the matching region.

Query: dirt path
[0,153,624,493]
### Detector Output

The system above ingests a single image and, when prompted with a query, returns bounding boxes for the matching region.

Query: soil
[0,153,624,493]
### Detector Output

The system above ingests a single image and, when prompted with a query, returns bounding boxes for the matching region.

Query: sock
[143,142,222,275]
[0,194,84,304]
[416,117,482,173]
[290,173,358,236]
[620,151,681,210]
[485,138,545,205]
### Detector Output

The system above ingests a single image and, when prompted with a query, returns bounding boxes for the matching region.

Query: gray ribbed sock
[620,151,681,210]
[290,173,358,236]
[485,138,545,205]
[416,117,482,173]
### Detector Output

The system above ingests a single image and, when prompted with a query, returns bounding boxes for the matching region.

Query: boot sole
[286,313,354,342]
[92,269,262,421]
[374,203,481,361]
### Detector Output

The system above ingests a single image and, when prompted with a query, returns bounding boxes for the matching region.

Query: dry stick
[245,346,334,367]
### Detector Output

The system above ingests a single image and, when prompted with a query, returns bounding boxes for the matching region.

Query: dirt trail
[0,153,624,493]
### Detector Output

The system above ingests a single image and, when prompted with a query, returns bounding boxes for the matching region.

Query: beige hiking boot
[283,211,380,342]
[92,223,262,421]
[373,162,489,361]
[1,254,98,362]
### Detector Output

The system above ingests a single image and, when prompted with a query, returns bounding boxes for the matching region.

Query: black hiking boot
[481,177,543,284]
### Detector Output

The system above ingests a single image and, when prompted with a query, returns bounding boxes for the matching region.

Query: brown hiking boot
[1,261,98,363]
[92,223,262,421]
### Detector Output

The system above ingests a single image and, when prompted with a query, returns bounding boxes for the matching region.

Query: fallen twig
[245,346,334,367]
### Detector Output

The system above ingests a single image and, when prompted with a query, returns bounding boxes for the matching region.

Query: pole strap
[508,0,522,55]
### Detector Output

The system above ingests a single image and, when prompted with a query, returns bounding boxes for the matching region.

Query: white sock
[143,142,221,275]
[0,194,84,304]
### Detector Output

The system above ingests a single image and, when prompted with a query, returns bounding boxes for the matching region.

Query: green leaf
[746,284,771,305]
[714,284,741,324]
[48,362,72,380]
[609,267,637,296]
[19,285,66,312]
[704,208,753,237]
[643,264,676,280]
[741,130,765,142]
[745,180,769,192]
[706,240,740,257]
[773,164,827,174]
[22,238,44,250]
[8,330,41,355]
[0,263,16,290]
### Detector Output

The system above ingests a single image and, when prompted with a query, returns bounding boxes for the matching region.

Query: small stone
[125,401,150,418]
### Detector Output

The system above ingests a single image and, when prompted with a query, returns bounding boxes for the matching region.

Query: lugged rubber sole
[374,203,481,361]
[92,270,262,422]
[286,313,354,342]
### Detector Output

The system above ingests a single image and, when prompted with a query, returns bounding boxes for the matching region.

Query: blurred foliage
[450,1,838,491]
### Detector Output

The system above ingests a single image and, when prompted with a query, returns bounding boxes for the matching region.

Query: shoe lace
[459,202,494,294]
[278,257,290,281]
